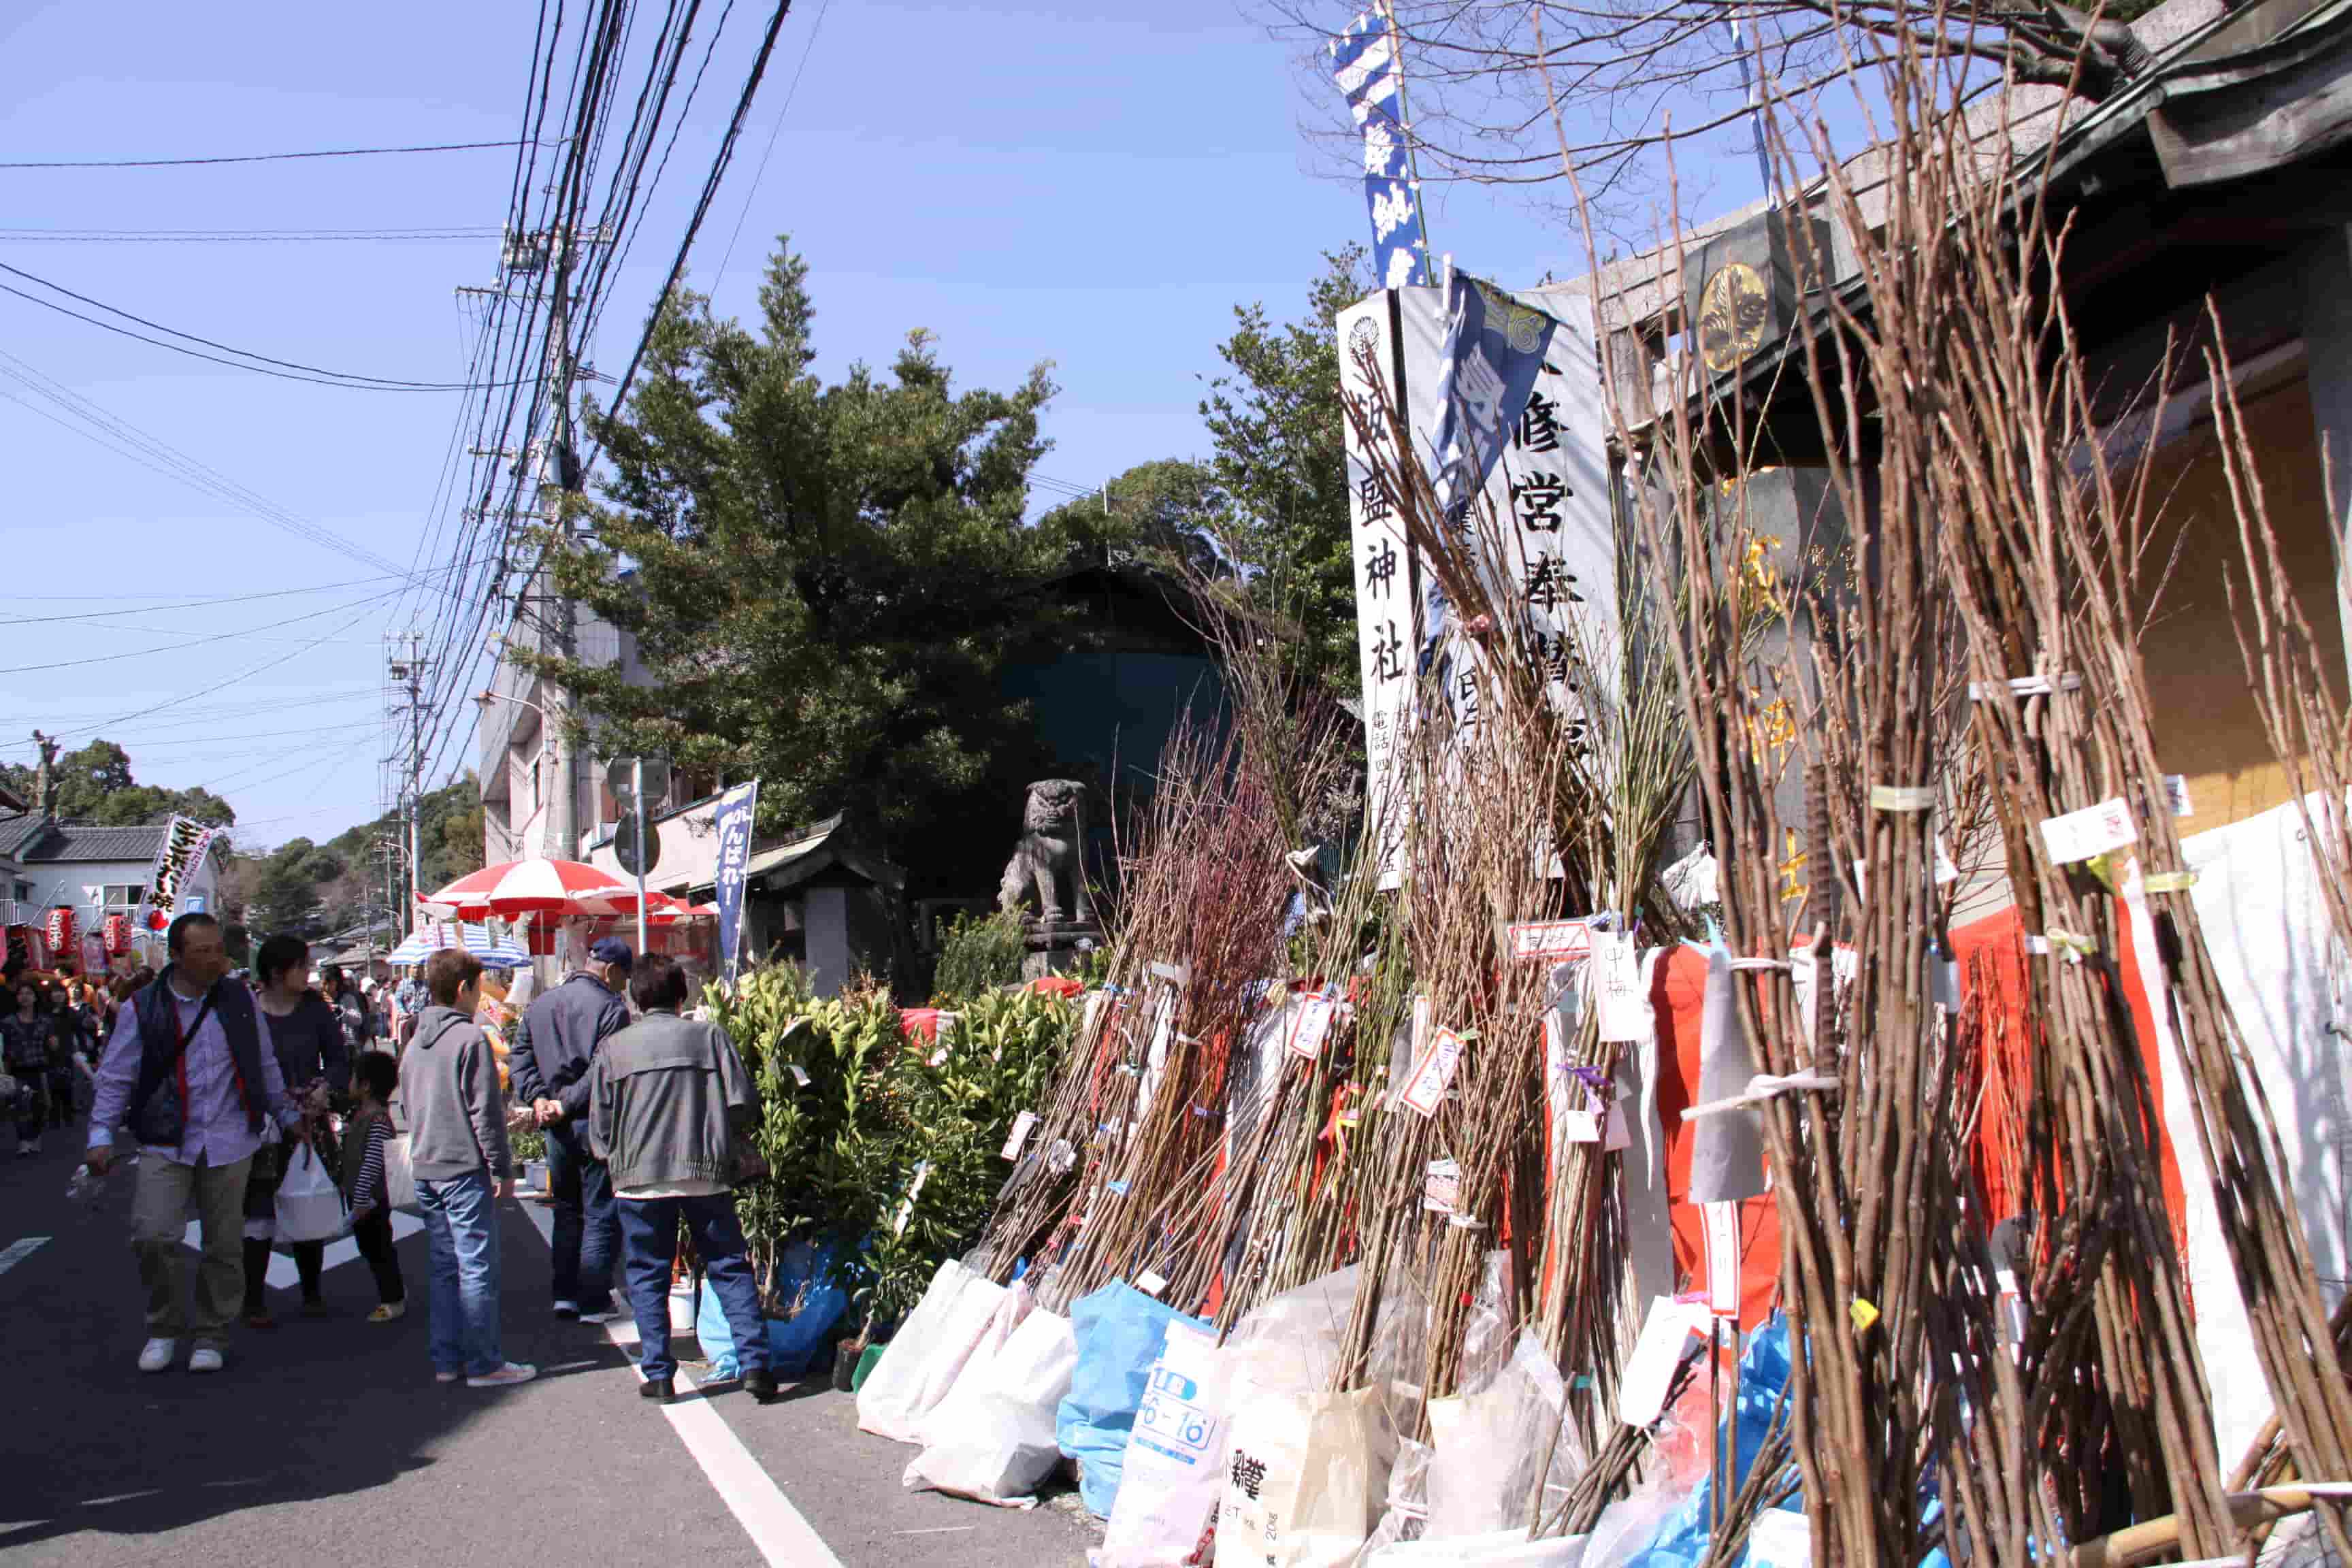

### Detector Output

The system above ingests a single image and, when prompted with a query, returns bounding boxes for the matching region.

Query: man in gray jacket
[587,956,776,1405]
[512,937,632,1320]
[399,947,535,1389]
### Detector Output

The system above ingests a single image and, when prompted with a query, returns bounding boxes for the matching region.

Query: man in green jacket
[586,956,777,1406]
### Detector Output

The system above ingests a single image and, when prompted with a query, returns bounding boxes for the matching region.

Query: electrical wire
[0,259,524,391]
[0,227,503,243]
[0,140,529,170]
[713,0,831,282]
[0,585,414,674]
[8,568,459,614]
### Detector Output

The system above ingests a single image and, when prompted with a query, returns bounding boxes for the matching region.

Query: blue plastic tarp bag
[697,1239,847,1382]
[1625,1313,1795,1568]
[1057,1281,1207,1519]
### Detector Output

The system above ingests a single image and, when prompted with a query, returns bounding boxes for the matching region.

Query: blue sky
[0,0,1765,851]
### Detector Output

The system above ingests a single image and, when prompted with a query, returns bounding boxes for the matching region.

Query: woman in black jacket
[240,934,353,1325]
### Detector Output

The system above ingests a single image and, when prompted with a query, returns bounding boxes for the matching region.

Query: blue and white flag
[1330,4,1430,289]
[1421,274,1566,668]
[712,780,760,981]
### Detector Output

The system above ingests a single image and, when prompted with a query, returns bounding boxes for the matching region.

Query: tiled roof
[0,815,56,861]
[24,822,179,864]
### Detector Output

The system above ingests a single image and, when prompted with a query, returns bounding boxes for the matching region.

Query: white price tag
[1703,1200,1742,1317]
[1593,932,1646,1043]
[2164,774,2193,818]
[787,1064,811,1087]
[1398,1026,1467,1116]
[1001,1109,1038,1161]
[1136,1269,1169,1298]
[1933,836,1959,886]
[1287,994,1338,1062]
[2039,798,2137,864]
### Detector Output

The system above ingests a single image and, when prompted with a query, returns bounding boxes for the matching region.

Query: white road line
[517,1196,847,1568]
[0,1236,50,1276]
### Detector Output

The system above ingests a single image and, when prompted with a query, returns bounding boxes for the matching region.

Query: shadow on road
[0,1156,634,1554]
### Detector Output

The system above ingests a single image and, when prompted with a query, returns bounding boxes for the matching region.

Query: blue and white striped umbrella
[385,921,532,968]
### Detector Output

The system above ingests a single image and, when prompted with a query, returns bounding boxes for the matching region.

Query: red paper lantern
[147,909,169,932]
[44,906,75,955]
[103,913,131,956]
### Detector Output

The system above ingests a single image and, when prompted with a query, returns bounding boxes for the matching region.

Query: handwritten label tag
[2040,798,2136,864]
[1001,1109,1038,1161]
[1618,1296,1706,1426]
[1399,1026,1467,1116]
[1508,920,1594,962]
[1422,1158,1461,1213]
[2164,774,2193,818]
[1136,1269,1169,1298]
[1593,932,1646,1043]
[787,1064,811,1087]
[1287,994,1337,1062]
[1933,836,1959,886]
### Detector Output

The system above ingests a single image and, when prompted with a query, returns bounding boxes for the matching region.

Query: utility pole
[495,222,610,865]
[388,634,431,934]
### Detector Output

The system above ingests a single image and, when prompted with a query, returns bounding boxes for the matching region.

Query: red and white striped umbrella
[421,858,633,919]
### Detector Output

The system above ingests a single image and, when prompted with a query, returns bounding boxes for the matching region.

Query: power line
[714,0,832,282]
[0,585,414,674]
[0,258,519,392]
[0,227,502,244]
[6,568,459,619]
[0,139,529,170]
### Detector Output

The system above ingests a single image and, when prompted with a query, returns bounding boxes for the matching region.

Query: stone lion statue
[997,779,1091,925]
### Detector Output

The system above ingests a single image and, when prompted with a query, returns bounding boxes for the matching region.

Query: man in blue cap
[510,936,632,1320]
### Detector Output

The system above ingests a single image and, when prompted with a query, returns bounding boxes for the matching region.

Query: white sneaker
[576,1307,623,1324]
[24,1137,39,1154]
[137,1337,178,1373]
[188,1345,225,1374]
[434,1369,461,1384]
[466,1361,537,1388]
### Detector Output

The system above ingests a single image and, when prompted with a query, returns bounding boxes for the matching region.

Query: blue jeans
[544,1121,618,1313]
[417,1171,503,1376]
[617,1192,767,1383]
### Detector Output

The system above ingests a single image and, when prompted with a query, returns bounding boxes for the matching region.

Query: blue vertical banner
[1330,3,1431,289]
[712,780,760,981]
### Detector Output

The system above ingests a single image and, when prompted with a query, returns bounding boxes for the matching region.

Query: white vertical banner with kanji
[1340,284,1614,881]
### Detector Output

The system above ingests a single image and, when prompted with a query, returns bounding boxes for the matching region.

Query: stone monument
[996,778,1100,979]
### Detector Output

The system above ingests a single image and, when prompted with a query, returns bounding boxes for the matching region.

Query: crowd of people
[42,912,776,1409]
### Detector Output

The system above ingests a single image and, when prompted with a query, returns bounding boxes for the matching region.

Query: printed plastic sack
[1367,1528,1590,1567]
[915,1281,1035,1448]
[1424,1333,1580,1539]
[858,1260,976,1439]
[1215,1383,1396,1567]
[273,1143,345,1244]
[1094,1320,1234,1566]
[1059,1281,1209,1519]
[902,1308,1078,1508]
[1224,1264,1362,1394]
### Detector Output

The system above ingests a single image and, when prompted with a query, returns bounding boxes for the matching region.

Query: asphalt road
[0,1137,1100,1567]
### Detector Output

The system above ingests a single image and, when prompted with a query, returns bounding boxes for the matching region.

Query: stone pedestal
[1020,919,1102,982]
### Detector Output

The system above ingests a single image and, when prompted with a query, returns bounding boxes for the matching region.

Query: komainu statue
[997,779,1091,925]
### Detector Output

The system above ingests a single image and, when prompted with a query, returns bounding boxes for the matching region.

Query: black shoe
[640,1377,675,1404]
[743,1368,780,1404]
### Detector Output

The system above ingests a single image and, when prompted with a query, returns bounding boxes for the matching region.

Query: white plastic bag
[1215,1384,1396,1568]
[1425,1333,1580,1540]
[1095,1320,1234,1567]
[273,1142,345,1244]
[864,1267,1010,1445]
[382,1132,417,1213]
[902,1308,1079,1507]
[914,1281,1034,1448]
[1367,1528,1589,1567]
[858,1260,976,1439]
